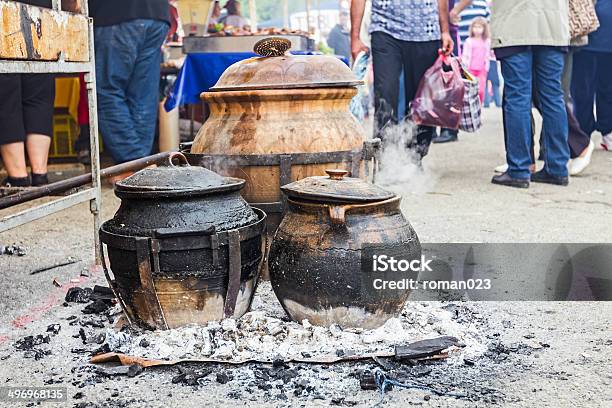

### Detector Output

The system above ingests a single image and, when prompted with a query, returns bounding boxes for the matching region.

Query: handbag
[569,0,600,38]
[458,63,482,133]
[411,53,464,130]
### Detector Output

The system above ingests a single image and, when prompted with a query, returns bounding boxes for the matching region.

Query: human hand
[449,7,461,25]
[441,32,454,55]
[351,37,369,62]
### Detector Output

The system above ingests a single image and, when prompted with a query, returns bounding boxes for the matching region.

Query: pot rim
[114,177,246,199]
[286,196,401,212]
[200,86,359,102]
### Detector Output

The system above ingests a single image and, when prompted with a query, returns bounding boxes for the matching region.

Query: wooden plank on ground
[0,0,89,62]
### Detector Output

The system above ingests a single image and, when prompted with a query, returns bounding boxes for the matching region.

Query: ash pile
[104,282,486,364]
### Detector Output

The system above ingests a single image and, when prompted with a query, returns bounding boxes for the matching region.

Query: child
[461,17,491,103]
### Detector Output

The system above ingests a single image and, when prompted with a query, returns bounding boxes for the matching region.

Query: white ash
[104,282,486,363]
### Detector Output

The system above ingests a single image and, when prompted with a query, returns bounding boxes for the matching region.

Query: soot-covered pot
[268,169,421,329]
[100,153,266,330]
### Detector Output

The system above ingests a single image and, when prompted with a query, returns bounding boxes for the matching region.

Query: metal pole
[283,0,289,28]
[316,0,321,35]
[305,0,311,33]
[85,11,103,264]
[248,0,257,32]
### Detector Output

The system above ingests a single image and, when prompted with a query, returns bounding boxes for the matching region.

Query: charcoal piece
[82,300,110,314]
[216,371,233,384]
[360,373,377,390]
[15,335,50,350]
[395,336,460,360]
[96,364,143,378]
[46,324,61,335]
[91,285,115,301]
[65,287,94,303]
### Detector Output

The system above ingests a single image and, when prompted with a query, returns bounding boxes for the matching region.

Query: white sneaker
[602,133,612,151]
[494,163,508,173]
[569,140,595,176]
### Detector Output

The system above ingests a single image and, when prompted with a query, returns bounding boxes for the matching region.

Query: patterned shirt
[370,0,441,42]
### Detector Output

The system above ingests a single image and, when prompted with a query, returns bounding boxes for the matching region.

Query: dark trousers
[535,51,590,159]
[571,50,612,136]
[371,32,439,157]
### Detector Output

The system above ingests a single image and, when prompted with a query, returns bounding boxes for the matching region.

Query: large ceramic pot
[100,153,266,330]
[268,169,421,329]
[189,37,368,231]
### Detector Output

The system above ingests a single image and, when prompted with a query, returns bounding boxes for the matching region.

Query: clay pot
[100,153,266,330]
[268,170,421,329]
[189,38,367,230]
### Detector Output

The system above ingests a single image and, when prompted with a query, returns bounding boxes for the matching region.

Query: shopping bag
[350,50,370,122]
[459,65,482,132]
[410,53,464,130]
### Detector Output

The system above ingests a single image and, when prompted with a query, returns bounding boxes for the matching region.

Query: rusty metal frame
[0,0,104,263]
[182,138,381,215]
[99,208,267,330]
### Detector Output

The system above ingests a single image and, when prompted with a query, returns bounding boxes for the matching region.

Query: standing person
[0,0,55,187]
[350,0,453,161]
[456,0,490,44]
[434,0,473,144]
[221,0,248,29]
[484,59,501,108]
[328,10,352,64]
[490,0,570,188]
[90,0,169,165]
[461,17,490,103]
[571,0,612,151]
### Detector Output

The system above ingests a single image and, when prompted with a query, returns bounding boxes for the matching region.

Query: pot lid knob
[326,169,349,180]
[253,37,292,57]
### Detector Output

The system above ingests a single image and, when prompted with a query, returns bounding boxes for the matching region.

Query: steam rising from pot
[374,120,438,196]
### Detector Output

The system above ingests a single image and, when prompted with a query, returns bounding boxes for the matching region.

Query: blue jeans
[484,61,501,108]
[501,47,569,179]
[95,20,168,163]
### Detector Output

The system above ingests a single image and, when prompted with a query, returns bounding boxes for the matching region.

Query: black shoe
[530,169,569,186]
[491,172,530,189]
[433,129,458,144]
[31,173,49,187]
[1,176,31,188]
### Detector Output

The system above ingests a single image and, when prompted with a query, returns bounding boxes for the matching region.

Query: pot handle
[163,151,190,167]
[328,205,348,227]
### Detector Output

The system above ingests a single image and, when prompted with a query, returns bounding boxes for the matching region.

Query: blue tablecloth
[165,52,348,111]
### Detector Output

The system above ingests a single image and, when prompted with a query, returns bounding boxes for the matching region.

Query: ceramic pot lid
[210,37,361,91]
[281,169,396,204]
[115,153,245,198]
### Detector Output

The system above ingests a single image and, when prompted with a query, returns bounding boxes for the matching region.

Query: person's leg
[0,74,29,183]
[95,22,143,163]
[533,47,569,179]
[125,20,168,159]
[561,52,590,159]
[492,82,502,107]
[371,32,403,142]
[594,52,612,137]
[478,70,488,103]
[570,50,597,136]
[499,51,533,180]
[22,74,54,183]
[403,40,439,157]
